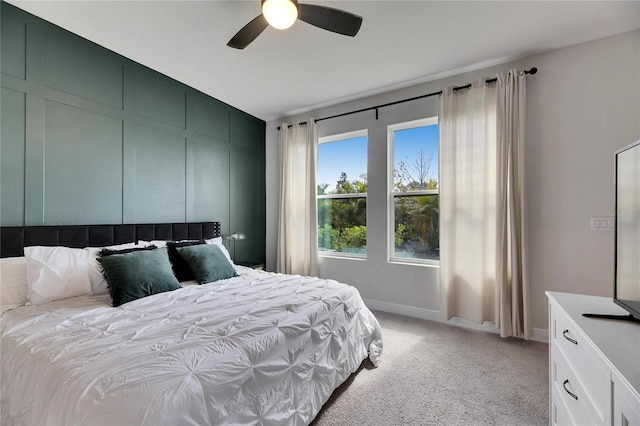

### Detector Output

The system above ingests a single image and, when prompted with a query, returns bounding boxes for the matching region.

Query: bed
[0,222,383,425]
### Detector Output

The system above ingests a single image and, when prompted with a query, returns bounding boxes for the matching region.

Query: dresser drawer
[613,377,640,426]
[551,304,608,421]
[552,389,574,426]
[551,346,600,426]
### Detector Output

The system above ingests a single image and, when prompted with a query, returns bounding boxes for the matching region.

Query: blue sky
[317,125,438,192]
[318,136,367,192]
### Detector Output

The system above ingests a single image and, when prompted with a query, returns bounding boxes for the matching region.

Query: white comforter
[1,267,382,425]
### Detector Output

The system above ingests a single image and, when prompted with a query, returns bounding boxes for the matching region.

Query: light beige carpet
[312,311,549,426]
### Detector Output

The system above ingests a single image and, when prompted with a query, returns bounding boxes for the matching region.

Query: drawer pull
[563,379,578,401]
[562,329,578,345]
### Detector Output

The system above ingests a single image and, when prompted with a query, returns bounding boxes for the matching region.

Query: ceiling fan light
[262,0,298,30]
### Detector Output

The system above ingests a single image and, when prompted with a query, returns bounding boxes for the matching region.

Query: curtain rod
[278,67,537,130]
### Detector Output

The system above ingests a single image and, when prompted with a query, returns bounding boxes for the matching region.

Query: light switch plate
[591,217,615,231]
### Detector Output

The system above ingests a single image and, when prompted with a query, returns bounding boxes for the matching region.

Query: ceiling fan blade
[227,14,269,49]
[297,4,362,37]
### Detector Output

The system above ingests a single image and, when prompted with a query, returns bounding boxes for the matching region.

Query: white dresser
[547,292,640,426]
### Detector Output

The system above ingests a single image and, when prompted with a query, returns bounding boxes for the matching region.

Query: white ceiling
[7,1,640,121]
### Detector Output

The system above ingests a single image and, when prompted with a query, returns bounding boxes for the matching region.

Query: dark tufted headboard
[0,222,221,258]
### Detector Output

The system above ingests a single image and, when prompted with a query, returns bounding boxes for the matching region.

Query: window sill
[388,258,440,268]
[318,252,366,261]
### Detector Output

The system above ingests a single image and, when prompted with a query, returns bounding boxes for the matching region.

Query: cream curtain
[496,69,531,338]
[439,80,498,326]
[276,120,319,276]
[439,69,531,339]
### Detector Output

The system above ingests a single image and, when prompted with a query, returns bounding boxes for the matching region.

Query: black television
[613,139,640,321]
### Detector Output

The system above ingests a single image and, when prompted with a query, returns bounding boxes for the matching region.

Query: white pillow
[1,257,28,312]
[144,240,168,248]
[24,246,93,305]
[141,240,208,249]
[205,237,234,266]
[83,247,110,295]
[105,242,146,250]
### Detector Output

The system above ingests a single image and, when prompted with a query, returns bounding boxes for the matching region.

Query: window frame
[387,117,439,266]
[317,129,368,259]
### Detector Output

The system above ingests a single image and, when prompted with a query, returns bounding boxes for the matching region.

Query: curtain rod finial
[527,67,538,75]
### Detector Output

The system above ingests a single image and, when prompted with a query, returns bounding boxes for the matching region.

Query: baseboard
[363,297,549,343]
[362,298,440,321]
[531,327,548,343]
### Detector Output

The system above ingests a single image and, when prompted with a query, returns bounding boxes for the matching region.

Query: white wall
[265,30,640,335]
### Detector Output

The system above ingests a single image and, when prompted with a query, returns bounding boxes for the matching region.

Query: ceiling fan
[227,0,363,49]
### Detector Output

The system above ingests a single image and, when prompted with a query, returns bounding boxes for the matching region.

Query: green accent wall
[0,3,266,264]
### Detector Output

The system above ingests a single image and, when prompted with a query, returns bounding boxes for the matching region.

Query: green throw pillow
[98,247,181,307]
[176,244,237,284]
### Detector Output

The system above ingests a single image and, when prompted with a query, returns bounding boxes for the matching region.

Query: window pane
[317,136,367,194]
[317,131,367,256]
[394,194,439,260]
[318,197,366,254]
[394,125,438,191]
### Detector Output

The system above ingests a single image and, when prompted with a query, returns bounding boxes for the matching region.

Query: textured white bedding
[1,267,382,425]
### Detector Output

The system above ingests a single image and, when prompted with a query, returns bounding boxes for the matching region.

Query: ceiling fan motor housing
[228,1,363,49]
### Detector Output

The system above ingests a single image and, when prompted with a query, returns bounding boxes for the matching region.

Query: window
[389,117,439,262]
[317,130,367,256]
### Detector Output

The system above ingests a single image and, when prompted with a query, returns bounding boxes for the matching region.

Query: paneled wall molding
[1,2,266,263]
